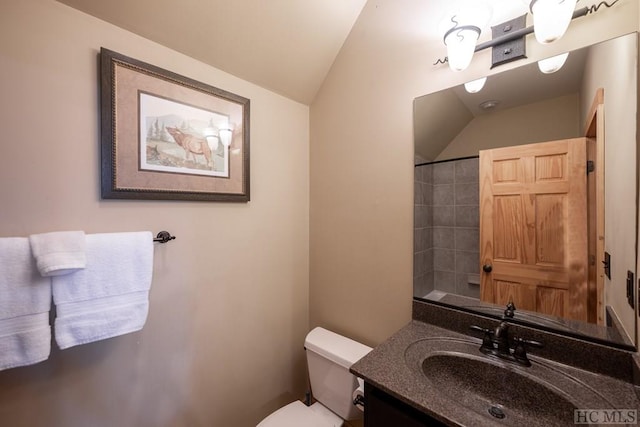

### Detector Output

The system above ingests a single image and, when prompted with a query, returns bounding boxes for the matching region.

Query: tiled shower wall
[414,157,480,299]
[414,164,433,297]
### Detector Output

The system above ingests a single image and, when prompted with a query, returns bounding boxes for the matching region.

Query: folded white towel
[29,231,86,277]
[0,238,52,370]
[52,231,153,349]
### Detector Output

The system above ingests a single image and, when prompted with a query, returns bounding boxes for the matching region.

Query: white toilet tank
[304,327,372,421]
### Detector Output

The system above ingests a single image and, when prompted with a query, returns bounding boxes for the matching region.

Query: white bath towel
[29,231,86,277]
[0,238,52,370]
[52,231,153,349]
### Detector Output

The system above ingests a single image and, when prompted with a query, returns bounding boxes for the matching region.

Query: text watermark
[575,409,638,424]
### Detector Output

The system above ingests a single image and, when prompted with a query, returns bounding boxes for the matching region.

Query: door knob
[483,264,493,273]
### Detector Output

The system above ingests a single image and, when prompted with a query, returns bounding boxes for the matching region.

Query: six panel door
[479,138,590,322]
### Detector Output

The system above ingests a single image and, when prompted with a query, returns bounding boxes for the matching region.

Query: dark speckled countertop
[350,320,640,427]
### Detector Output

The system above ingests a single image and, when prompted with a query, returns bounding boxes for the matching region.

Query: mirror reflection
[413,33,638,348]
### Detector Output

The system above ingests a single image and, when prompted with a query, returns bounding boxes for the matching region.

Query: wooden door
[479,138,591,322]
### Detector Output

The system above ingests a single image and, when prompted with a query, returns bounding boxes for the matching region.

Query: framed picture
[100,48,250,202]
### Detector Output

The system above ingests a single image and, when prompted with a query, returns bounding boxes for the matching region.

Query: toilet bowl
[257,401,342,427]
[257,327,372,427]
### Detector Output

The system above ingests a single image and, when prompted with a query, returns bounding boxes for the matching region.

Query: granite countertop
[350,320,640,427]
[422,293,634,348]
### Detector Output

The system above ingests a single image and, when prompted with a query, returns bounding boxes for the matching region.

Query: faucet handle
[470,325,492,335]
[470,325,495,353]
[514,337,543,348]
[512,337,543,367]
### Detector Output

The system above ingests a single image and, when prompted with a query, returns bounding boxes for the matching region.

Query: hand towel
[0,238,52,370]
[29,231,86,277]
[52,231,153,349]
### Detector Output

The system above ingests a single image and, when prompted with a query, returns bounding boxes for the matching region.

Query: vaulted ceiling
[55,0,368,104]
[54,1,537,106]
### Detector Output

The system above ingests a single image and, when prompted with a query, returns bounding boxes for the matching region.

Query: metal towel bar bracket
[153,231,176,243]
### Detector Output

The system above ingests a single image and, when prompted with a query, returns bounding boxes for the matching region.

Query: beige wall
[0,1,309,426]
[436,94,580,160]
[1,0,639,425]
[581,34,638,340]
[310,0,639,348]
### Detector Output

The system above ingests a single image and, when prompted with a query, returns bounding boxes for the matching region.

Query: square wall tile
[423,164,433,184]
[433,227,454,249]
[434,248,455,272]
[455,228,479,251]
[433,184,454,206]
[422,183,433,206]
[433,206,455,227]
[455,273,481,299]
[415,250,435,277]
[455,158,479,183]
[455,182,479,206]
[434,270,456,294]
[415,164,433,184]
[424,248,434,272]
[414,272,434,298]
[414,227,432,252]
[433,161,455,185]
[455,206,479,227]
[455,250,480,274]
[413,251,424,276]
[414,181,424,205]
[415,205,433,228]
[413,205,422,228]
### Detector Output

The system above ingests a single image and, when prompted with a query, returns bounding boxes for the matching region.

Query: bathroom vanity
[392,29,640,427]
[364,383,446,427]
[351,301,640,427]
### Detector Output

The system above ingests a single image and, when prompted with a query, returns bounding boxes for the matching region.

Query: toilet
[257,327,372,427]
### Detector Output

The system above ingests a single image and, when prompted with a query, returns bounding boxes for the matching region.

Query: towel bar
[153,231,176,243]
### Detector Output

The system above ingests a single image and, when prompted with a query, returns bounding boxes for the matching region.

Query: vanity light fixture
[203,123,234,151]
[442,3,492,72]
[436,0,619,72]
[218,126,234,147]
[529,0,577,44]
[203,127,220,151]
[538,52,570,73]
[464,77,488,93]
[445,23,482,72]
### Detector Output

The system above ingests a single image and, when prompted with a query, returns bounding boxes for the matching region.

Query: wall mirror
[413,32,638,350]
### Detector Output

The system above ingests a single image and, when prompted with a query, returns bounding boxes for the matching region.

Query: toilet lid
[257,401,335,427]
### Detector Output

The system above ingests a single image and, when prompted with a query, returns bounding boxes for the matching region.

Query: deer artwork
[165,126,213,168]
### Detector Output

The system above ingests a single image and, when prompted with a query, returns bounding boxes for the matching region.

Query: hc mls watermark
[575,409,638,424]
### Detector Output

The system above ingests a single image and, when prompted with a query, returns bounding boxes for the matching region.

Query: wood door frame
[583,88,605,325]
